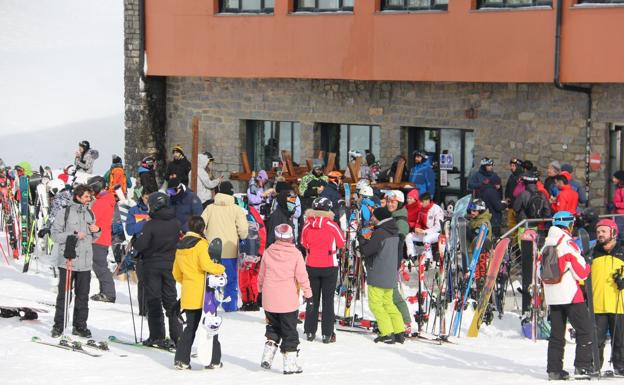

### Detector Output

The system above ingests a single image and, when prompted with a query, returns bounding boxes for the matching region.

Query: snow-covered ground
[0,241,599,385]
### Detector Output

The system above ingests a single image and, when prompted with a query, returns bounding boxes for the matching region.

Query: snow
[0,234,606,385]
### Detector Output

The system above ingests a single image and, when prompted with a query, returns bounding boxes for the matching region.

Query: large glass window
[246,120,301,171]
[295,0,354,12]
[382,0,449,11]
[221,0,274,13]
[320,124,381,170]
[477,0,551,8]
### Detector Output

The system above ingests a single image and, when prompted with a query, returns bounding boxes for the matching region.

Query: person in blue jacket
[408,150,435,197]
[126,189,151,237]
[167,178,203,232]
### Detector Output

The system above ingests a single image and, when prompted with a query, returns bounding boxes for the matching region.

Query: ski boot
[240,302,251,311]
[374,334,395,344]
[204,362,223,370]
[174,361,191,370]
[260,340,278,369]
[283,350,303,375]
[90,293,115,303]
[305,332,315,342]
[574,367,599,379]
[322,333,336,344]
[72,327,92,338]
[547,370,569,381]
[51,325,63,338]
[393,333,405,344]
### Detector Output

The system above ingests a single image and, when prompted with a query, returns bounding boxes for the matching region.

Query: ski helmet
[141,156,155,169]
[552,211,575,228]
[79,140,90,150]
[87,175,106,195]
[359,186,374,198]
[412,150,428,159]
[386,190,405,204]
[355,178,370,192]
[312,197,333,211]
[148,191,169,213]
[596,218,618,237]
[468,199,487,213]
[327,171,342,182]
[480,157,494,166]
[521,172,539,184]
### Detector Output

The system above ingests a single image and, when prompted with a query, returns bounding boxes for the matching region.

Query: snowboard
[197,237,224,367]
[578,228,601,376]
[467,237,511,337]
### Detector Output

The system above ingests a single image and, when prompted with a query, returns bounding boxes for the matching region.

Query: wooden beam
[393,158,406,184]
[191,116,199,192]
[306,159,313,171]
[324,153,336,175]
[240,152,252,175]
[281,150,296,177]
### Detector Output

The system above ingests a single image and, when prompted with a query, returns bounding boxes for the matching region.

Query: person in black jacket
[320,171,343,221]
[479,183,505,238]
[266,186,295,248]
[133,192,183,348]
[166,145,192,186]
[167,178,203,233]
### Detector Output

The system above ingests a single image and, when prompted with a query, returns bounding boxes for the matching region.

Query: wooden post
[325,153,336,175]
[306,159,313,171]
[281,150,296,177]
[241,152,252,174]
[191,116,199,192]
[394,158,406,184]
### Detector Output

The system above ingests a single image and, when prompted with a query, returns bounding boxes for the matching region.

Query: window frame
[220,0,274,14]
[320,123,380,170]
[476,0,552,8]
[381,0,449,11]
[294,0,354,12]
[246,120,301,171]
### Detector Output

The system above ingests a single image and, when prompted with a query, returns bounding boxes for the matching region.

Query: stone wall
[163,77,624,206]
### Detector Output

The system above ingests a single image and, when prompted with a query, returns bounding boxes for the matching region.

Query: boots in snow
[260,340,278,369]
[283,350,303,375]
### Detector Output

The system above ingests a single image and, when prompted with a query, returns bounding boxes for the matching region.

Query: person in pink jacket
[611,171,624,240]
[258,223,312,375]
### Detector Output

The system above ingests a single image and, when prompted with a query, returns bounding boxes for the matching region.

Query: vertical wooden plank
[241,152,252,174]
[394,158,406,183]
[282,150,296,177]
[306,159,313,171]
[325,152,336,175]
[191,116,199,192]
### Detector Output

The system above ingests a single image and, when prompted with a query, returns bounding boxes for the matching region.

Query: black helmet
[203,152,214,162]
[87,176,106,195]
[141,156,155,169]
[312,197,333,212]
[480,157,494,166]
[468,199,487,213]
[148,192,169,213]
[79,140,90,150]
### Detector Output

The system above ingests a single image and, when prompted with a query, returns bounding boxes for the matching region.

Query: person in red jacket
[88,176,117,303]
[301,197,345,344]
[611,170,624,240]
[406,188,420,231]
[550,175,579,215]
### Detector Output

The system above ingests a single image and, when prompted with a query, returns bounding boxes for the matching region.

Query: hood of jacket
[198,153,210,170]
[414,157,432,171]
[257,170,268,182]
[266,240,298,261]
[87,149,99,160]
[391,206,408,221]
[177,232,204,250]
[304,209,335,229]
[214,193,235,206]
[472,210,492,226]
[545,225,571,245]
[375,217,399,234]
[151,206,176,220]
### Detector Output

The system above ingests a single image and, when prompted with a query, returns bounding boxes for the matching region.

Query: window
[294,0,354,12]
[476,0,551,7]
[382,0,449,11]
[220,0,274,13]
[246,120,301,171]
[320,124,380,170]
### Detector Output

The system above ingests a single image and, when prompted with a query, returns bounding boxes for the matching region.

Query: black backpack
[526,191,550,219]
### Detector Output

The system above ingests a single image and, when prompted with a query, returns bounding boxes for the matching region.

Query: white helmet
[355,179,370,192]
[360,186,374,198]
[387,190,405,203]
[48,179,66,196]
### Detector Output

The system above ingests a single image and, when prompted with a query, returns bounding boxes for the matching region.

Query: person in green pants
[359,207,406,344]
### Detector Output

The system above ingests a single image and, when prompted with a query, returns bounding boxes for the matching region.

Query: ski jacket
[51,201,100,272]
[513,183,540,221]
[265,203,294,248]
[201,193,248,260]
[92,191,116,247]
[477,184,504,228]
[415,203,444,234]
[542,226,589,306]
[468,166,502,195]
[74,149,99,174]
[406,201,421,230]
[138,167,158,194]
[505,169,523,202]
[320,182,341,213]
[248,206,267,256]
[391,206,410,237]
[468,210,492,243]
[360,218,400,289]
[247,170,269,214]
[591,243,624,314]
[104,164,131,195]
[192,153,220,203]
[171,187,203,233]
[49,190,72,224]
[551,184,579,214]
[258,240,312,313]
[173,232,225,310]
[166,157,192,186]
[408,158,435,197]
[299,173,328,199]
[301,209,345,268]
[133,207,182,269]
[613,185,624,215]
[125,201,149,236]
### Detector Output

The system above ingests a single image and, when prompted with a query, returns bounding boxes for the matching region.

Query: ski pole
[0,234,8,266]
[126,272,138,343]
[610,268,624,372]
[63,259,73,335]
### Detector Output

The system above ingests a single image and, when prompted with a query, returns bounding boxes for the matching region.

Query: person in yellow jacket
[172,216,225,370]
[592,219,624,376]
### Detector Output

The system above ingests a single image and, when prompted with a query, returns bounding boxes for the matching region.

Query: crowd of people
[1,142,623,379]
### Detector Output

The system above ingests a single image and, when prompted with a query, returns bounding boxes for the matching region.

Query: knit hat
[373,207,392,222]
[112,154,122,164]
[407,189,419,200]
[172,145,185,155]
[256,170,268,182]
[275,181,292,193]
[561,163,574,173]
[274,223,294,242]
[218,181,234,196]
[614,170,624,182]
[549,161,561,172]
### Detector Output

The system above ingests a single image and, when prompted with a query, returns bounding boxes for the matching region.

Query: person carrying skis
[408,150,435,197]
[166,145,192,186]
[358,207,405,344]
[167,178,203,233]
[543,211,593,380]
[50,184,100,338]
[301,197,345,344]
[258,224,312,374]
[591,219,624,376]
[133,192,183,348]
[172,216,225,370]
[74,140,99,175]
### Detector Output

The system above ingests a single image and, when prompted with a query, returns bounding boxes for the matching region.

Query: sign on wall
[440,153,454,170]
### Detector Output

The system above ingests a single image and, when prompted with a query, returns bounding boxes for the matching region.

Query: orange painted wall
[145,0,624,83]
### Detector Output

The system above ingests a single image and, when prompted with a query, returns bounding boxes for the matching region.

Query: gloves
[614,269,624,291]
[37,228,51,238]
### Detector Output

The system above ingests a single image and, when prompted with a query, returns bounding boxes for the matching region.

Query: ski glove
[614,269,624,291]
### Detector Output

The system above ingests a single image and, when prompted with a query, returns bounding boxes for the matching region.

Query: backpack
[541,239,563,284]
[109,167,127,195]
[526,191,550,219]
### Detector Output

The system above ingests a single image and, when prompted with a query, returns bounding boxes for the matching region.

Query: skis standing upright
[578,228,601,376]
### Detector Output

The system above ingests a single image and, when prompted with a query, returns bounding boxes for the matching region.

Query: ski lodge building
[124,0,624,206]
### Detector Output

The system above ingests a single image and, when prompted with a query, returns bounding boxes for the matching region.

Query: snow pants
[596,313,624,371]
[54,268,90,329]
[239,263,259,304]
[406,232,439,261]
[304,266,338,336]
[174,309,201,365]
[547,303,593,373]
[221,258,238,312]
[143,265,182,343]
[393,286,412,325]
[368,285,405,337]
[265,310,299,353]
[92,244,116,300]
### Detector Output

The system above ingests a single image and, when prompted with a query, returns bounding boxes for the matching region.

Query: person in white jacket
[190,152,221,205]
[405,192,444,262]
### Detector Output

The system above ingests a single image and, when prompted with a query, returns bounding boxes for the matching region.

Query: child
[258,224,312,374]
[172,216,225,370]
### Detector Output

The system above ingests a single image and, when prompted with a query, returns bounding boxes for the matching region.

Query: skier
[247,170,272,217]
[166,145,192,186]
[320,171,343,220]
[591,219,624,376]
[550,175,579,214]
[405,189,421,231]
[87,176,117,303]
[172,216,225,370]
[125,188,151,316]
[358,185,380,239]
[468,158,502,196]
[406,192,444,263]
[239,201,266,312]
[201,181,248,312]
[167,178,203,233]
[103,155,131,195]
[192,152,222,207]
[258,224,312,374]
[408,151,435,197]
[561,164,587,206]
[298,159,327,212]
[358,207,405,344]
[543,211,593,380]
[265,182,296,248]
[545,161,562,197]
[138,155,158,194]
[133,192,183,348]
[612,170,624,241]
[50,184,100,338]
[74,140,99,175]
[301,197,346,343]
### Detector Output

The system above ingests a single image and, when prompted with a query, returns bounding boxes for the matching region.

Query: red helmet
[596,219,618,236]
